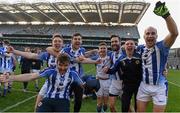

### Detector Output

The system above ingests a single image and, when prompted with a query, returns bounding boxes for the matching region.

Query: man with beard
[106,40,142,112]
[108,35,123,112]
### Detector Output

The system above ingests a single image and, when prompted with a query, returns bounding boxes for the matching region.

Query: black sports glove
[153,1,170,19]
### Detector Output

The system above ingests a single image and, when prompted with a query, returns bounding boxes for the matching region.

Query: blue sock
[3,88,7,96]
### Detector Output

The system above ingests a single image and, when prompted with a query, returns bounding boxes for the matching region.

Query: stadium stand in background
[168,48,180,70]
[0,0,150,50]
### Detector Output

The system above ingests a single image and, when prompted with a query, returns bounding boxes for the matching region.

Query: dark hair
[0,40,2,46]
[72,33,82,38]
[52,33,63,40]
[57,53,70,64]
[99,42,107,46]
[3,40,10,46]
[124,39,135,45]
[0,39,3,43]
[125,38,135,42]
[110,35,120,41]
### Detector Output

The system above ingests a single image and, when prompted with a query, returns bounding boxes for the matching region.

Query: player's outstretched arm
[46,46,59,57]
[85,49,98,57]
[9,46,39,59]
[154,1,178,47]
[0,73,39,82]
[163,15,179,47]
[78,57,101,64]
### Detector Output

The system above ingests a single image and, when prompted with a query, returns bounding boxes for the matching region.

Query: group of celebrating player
[0,1,179,112]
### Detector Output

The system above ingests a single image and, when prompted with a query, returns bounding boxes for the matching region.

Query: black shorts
[36,98,70,112]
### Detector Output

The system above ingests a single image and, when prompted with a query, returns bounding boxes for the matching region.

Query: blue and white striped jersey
[39,66,83,100]
[38,52,56,67]
[0,55,14,73]
[109,49,123,80]
[0,47,14,73]
[137,41,169,85]
[60,45,86,77]
[108,53,126,75]
[0,47,7,55]
[92,54,111,79]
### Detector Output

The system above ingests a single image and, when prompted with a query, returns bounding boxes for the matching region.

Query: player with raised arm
[136,1,178,112]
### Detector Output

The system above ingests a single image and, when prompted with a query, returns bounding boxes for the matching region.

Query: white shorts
[136,82,168,105]
[109,80,123,97]
[96,79,110,97]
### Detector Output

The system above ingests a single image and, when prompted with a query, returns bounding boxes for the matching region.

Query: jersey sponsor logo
[135,60,140,64]
[122,61,126,66]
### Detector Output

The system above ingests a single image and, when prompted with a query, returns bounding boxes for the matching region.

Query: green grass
[0,64,180,112]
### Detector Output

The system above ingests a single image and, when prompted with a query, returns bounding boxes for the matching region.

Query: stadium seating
[0,24,139,49]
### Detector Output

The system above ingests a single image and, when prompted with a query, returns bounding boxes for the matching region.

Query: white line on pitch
[11,88,38,94]
[169,81,180,88]
[1,95,37,112]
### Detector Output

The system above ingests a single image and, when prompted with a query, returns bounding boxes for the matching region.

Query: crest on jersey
[135,60,140,64]
[122,61,126,66]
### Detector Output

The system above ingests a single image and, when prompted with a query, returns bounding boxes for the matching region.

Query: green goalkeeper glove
[153,1,170,19]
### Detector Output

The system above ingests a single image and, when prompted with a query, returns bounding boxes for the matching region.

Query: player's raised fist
[153,1,170,19]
